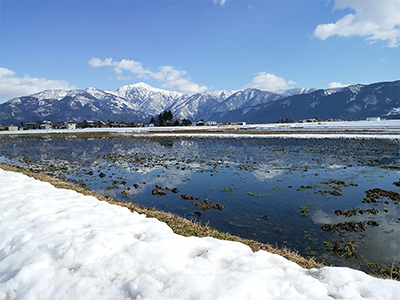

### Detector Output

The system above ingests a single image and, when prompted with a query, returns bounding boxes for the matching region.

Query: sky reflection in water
[1,135,399,270]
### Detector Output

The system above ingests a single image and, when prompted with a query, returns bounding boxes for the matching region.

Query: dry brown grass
[1,163,324,270]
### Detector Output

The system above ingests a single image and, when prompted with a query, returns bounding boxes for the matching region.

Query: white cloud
[156,66,208,94]
[313,0,400,47]
[116,75,133,81]
[327,81,350,89]
[0,67,75,103]
[87,57,113,68]
[214,0,228,6]
[88,57,152,78]
[89,57,208,94]
[242,72,296,91]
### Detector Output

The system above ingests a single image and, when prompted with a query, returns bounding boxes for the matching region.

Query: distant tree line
[15,119,146,130]
[277,118,295,124]
[150,110,192,126]
[277,116,332,123]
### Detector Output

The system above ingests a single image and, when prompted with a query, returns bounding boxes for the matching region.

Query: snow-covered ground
[1,120,400,137]
[1,169,400,299]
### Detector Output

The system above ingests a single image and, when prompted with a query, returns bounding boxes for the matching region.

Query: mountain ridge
[0,80,398,125]
[208,80,400,123]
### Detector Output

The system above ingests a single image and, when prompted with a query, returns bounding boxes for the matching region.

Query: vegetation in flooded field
[0,163,323,271]
[300,206,309,217]
[1,133,400,277]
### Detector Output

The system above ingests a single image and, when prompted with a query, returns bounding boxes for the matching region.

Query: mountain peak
[117,82,174,95]
[115,82,187,103]
[85,86,99,92]
[132,82,153,89]
[116,82,153,94]
[1,80,398,125]
[31,89,70,101]
[121,82,154,91]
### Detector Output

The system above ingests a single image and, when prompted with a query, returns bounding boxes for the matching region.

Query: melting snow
[323,89,341,96]
[1,169,399,299]
[32,89,69,101]
[387,107,400,116]
[348,85,363,94]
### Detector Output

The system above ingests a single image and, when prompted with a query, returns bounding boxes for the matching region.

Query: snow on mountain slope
[0,82,298,123]
[30,89,71,101]
[283,87,317,96]
[85,87,113,100]
[167,89,235,120]
[217,89,283,113]
[1,80,398,124]
[210,80,400,123]
[110,82,188,116]
[114,82,185,101]
[169,92,224,121]
[203,90,234,100]
[387,107,400,116]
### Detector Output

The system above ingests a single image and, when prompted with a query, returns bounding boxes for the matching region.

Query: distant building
[99,121,109,128]
[206,121,218,126]
[53,122,64,129]
[64,121,77,130]
[221,121,247,126]
[81,120,97,128]
[366,117,381,121]
[205,121,217,126]
[8,125,19,131]
[194,121,205,126]
[133,122,144,127]
[108,120,127,128]
[21,121,41,130]
[40,120,53,130]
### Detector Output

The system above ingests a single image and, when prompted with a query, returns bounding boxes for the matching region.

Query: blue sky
[0,0,399,102]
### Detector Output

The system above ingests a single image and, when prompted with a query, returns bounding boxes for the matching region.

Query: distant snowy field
[1,169,400,299]
[1,120,400,139]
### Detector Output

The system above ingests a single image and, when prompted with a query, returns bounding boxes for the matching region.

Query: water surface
[1,134,399,271]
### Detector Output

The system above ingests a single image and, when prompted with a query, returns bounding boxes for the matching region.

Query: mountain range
[0,80,398,125]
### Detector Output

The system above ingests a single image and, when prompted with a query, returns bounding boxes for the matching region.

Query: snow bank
[1,169,399,300]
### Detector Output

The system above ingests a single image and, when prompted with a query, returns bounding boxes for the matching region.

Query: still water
[1,134,399,270]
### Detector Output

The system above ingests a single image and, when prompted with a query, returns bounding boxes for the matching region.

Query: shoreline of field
[1,120,399,279]
[1,120,400,139]
[2,162,400,280]
[0,163,323,270]
[2,165,400,299]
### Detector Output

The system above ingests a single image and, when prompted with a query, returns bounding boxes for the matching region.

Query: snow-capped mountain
[0,82,290,124]
[0,80,398,125]
[0,87,150,124]
[166,90,234,121]
[111,82,187,116]
[209,80,400,123]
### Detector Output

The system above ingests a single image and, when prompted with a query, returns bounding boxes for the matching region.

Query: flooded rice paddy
[1,134,399,271]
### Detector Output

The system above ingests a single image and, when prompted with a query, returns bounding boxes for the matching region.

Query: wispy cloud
[88,57,208,94]
[213,0,228,6]
[88,57,152,78]
[0,67,75,103]
[313,0,400,47]
[242,72,296,92]
[326,81,349,89]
